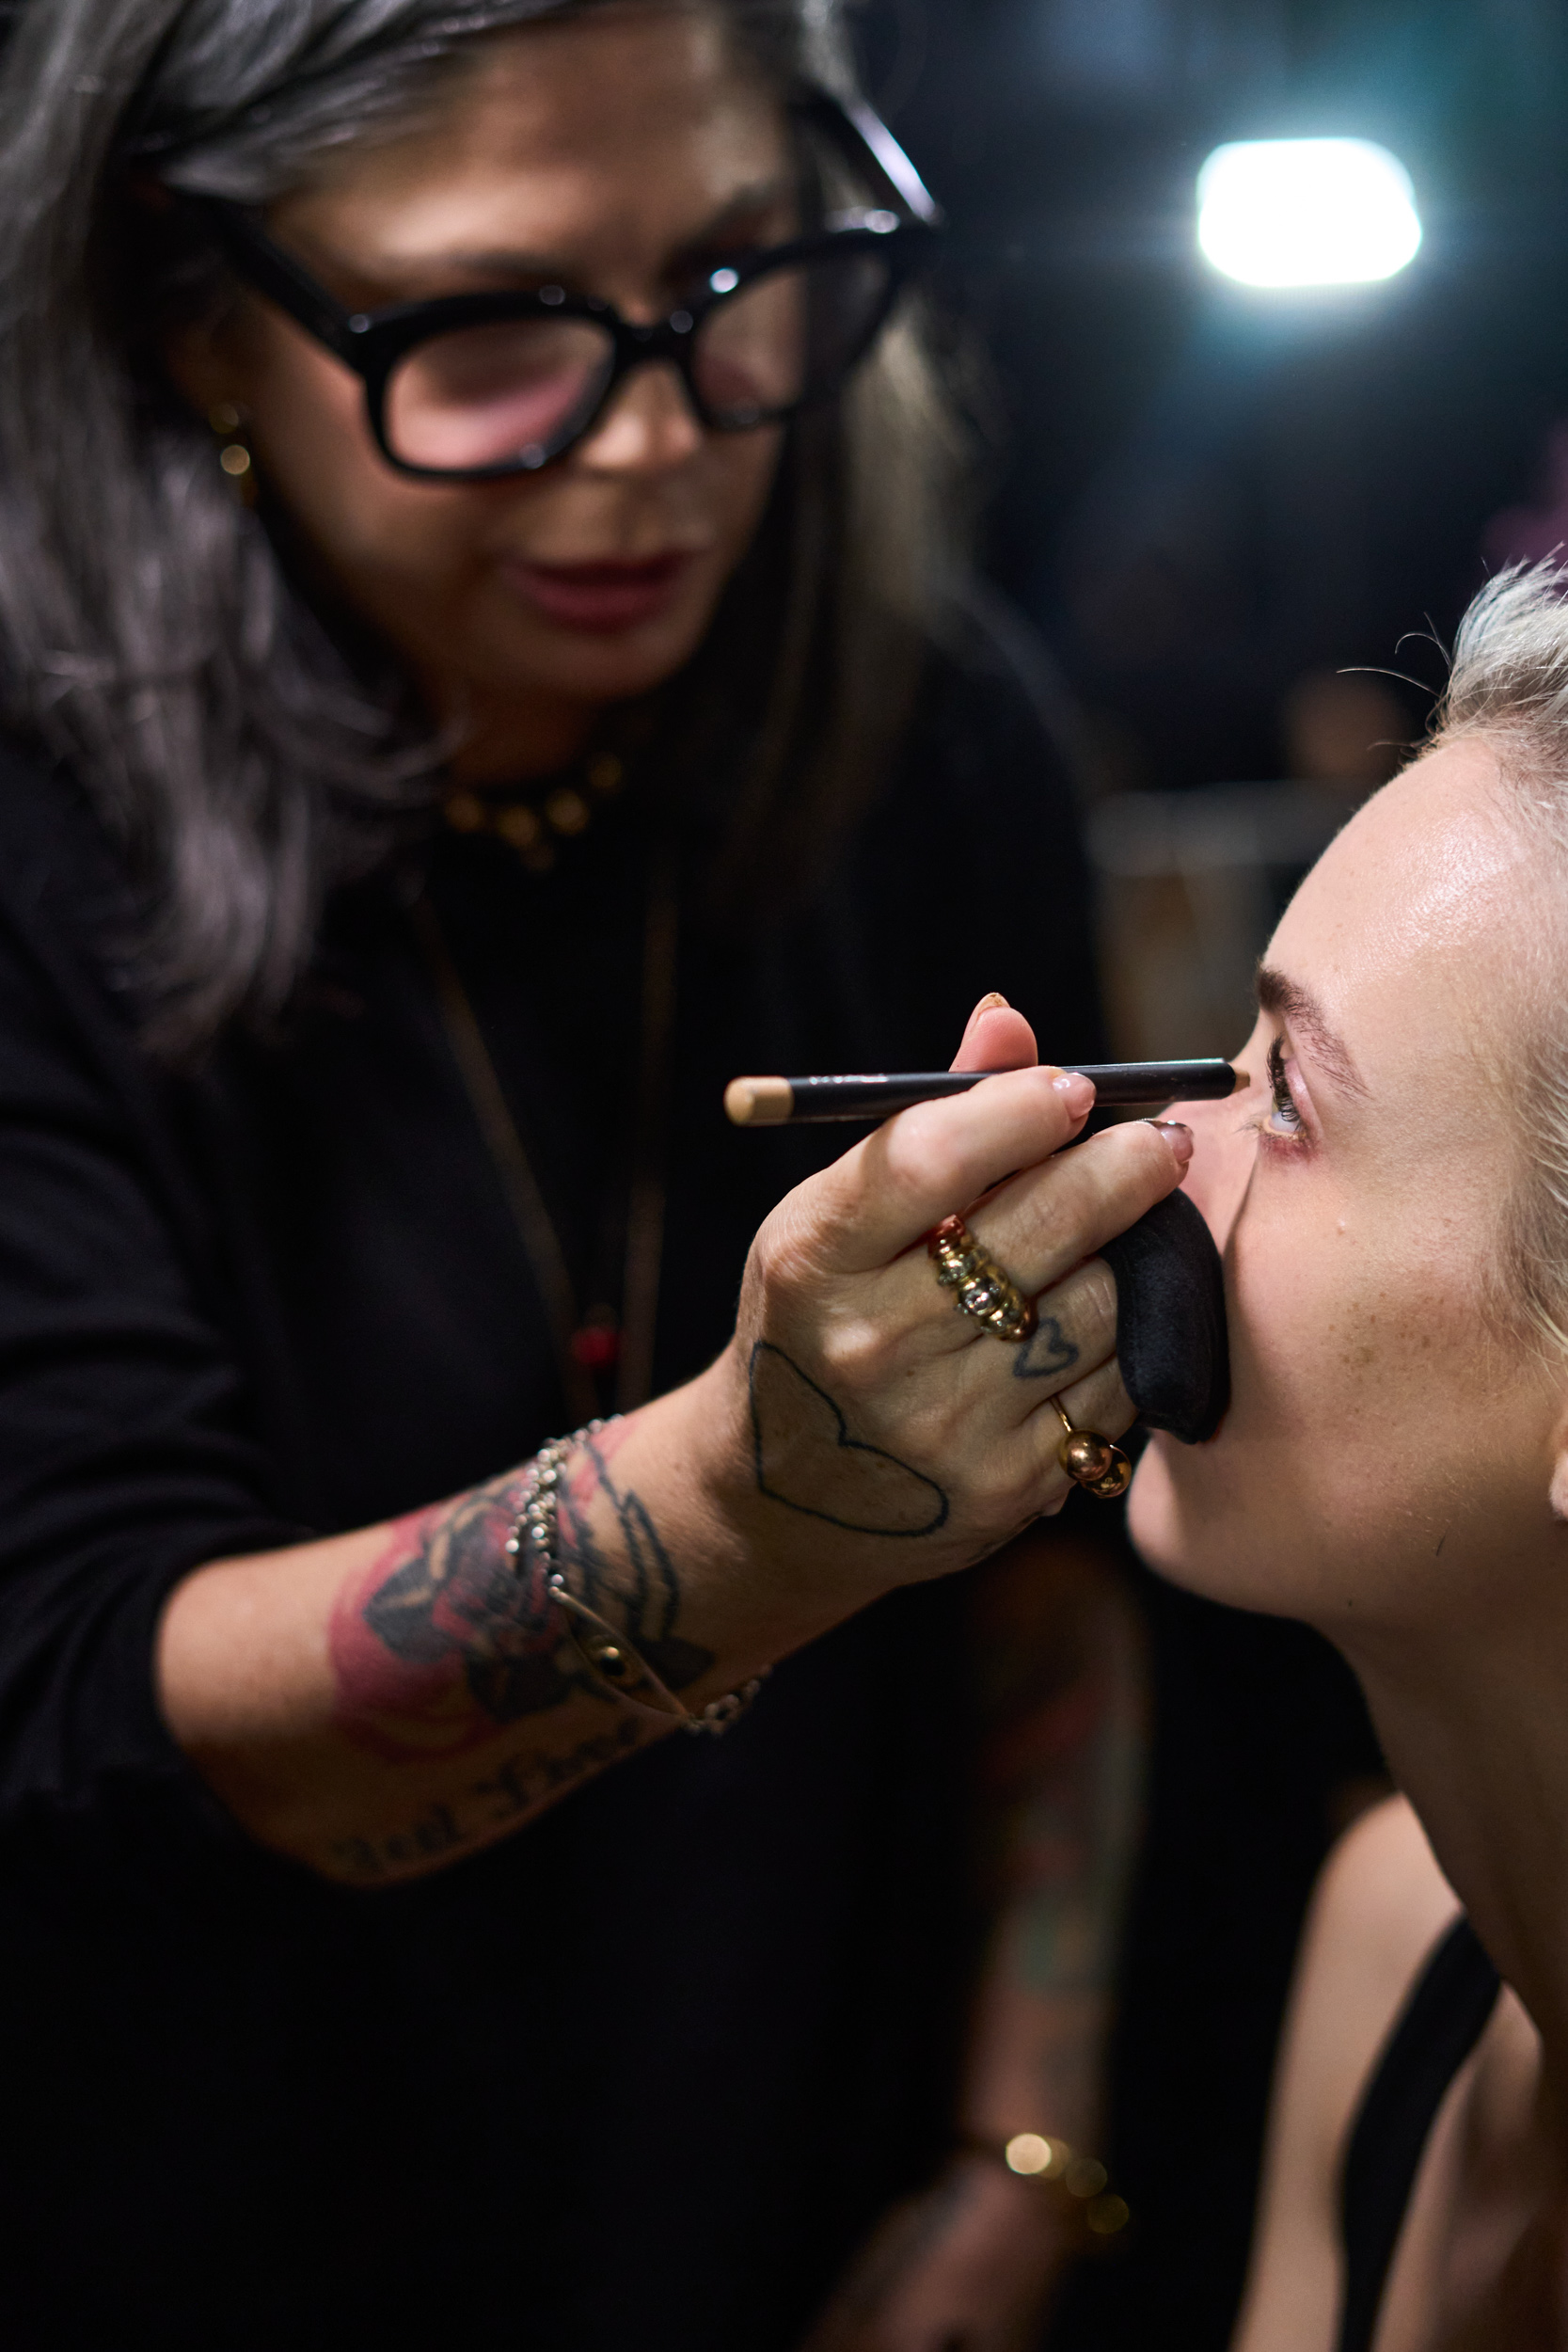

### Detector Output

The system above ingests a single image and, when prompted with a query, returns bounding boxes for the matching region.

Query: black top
[1338,1915,1503,2352]
[0,611,1105,2351]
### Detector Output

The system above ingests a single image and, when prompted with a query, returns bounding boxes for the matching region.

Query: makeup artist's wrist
[589,1361,863,1665]
[609,1351,911,1653]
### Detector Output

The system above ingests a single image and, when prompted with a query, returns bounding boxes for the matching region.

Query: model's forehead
[1270,738,1540,1095]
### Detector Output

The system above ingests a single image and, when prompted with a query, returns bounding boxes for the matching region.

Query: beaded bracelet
[507,1420,770,1737]
[962,2131,1132,2240]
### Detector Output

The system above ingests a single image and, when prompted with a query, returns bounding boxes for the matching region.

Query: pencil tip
[725,1077,793,1126]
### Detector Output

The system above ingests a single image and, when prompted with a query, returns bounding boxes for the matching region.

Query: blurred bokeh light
[1196,137,1421,286]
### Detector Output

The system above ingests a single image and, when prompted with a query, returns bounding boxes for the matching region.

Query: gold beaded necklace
[442,751,627,874]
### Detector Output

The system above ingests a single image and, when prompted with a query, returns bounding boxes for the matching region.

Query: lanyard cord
[616,842,679,1412]
[407,842,679,1424]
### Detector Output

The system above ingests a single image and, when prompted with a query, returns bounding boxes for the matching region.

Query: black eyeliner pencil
[724,1059,1242,1127]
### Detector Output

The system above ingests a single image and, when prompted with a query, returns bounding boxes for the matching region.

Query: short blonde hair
[1430,561,1568,1355]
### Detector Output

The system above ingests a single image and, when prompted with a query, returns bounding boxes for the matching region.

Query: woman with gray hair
[0,3,1153,2344]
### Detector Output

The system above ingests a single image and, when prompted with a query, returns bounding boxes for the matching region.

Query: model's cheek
[1223,1218,1334,1434]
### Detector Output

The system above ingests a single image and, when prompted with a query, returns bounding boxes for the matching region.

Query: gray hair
[0,0,955,1052]
[1430,560,1568,1355]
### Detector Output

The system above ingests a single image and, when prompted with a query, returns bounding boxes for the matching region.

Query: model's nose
[1166,1082,1254,1253]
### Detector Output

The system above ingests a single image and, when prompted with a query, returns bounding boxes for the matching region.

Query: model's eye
[1265,1038,1304,1135]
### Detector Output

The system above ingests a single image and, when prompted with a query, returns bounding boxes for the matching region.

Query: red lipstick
[501,552,694,632]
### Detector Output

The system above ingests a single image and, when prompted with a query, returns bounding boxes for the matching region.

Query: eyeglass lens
[382,246,897,473]
[384,315,614,473]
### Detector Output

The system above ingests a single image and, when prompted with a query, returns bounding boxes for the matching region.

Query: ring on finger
[1051,1393,1132,1501]
[928,1214,1037,1343]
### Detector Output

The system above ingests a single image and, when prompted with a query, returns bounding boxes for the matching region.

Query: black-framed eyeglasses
[189,91,942,484]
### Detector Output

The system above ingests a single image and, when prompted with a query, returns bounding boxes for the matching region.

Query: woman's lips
[499,551,698,632]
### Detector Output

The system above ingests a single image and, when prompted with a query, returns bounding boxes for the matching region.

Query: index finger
[806,1064,1095,1274]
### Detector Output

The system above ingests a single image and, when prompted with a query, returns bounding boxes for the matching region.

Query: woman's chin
[1125,1434,1193,1583]
[1130,1427,1323,1624]
[1128,1430,1259,1607]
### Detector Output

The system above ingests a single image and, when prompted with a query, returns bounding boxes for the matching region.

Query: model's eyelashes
[1264,1036,1306,1136]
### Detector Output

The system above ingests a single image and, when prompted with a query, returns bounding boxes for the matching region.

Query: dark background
[859,0,1568,787]
[847,5,1568,2343]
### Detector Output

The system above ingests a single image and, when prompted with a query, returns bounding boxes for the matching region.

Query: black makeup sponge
[1100,1188,1229,1443]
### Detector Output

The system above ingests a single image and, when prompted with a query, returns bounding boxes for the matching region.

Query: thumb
[952,990,1038,1075]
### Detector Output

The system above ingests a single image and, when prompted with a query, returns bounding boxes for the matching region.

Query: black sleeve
[840,588,1110,1071]
[0,758,301,1827]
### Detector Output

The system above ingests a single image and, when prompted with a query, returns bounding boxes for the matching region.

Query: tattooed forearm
[565,1428,717,1697]
[329,1464,564,1761]
[328,1422,713,1761]
[962,1540,1147,2144]
[330,1801,465,1879]
[328,1720,644,1881]
[748,1341,949,1536]
[817,2167,976,2325]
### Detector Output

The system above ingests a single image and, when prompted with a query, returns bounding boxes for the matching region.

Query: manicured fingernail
[1147,1118,1194,1167]
[963,991,1010,1033]
[1051,1068,1094,1116]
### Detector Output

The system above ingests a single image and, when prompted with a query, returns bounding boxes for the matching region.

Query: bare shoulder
[1273,1797,1461,2233]
[1307,1797,1464,2072]
[1230,1797,1461,2352]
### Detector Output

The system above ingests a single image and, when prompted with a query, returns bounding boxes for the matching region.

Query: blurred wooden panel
[1088,784,1362,1057]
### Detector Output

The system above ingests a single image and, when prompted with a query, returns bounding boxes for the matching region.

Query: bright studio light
[1196,139,1422,288]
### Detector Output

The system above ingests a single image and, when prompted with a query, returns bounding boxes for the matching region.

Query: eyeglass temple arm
[793,88,944,230]
[187,198,362,359]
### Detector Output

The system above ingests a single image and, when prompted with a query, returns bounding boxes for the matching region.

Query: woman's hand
[681,994,1192,1617]
[160,994,1187,1879]
[799,2153,1079,2352]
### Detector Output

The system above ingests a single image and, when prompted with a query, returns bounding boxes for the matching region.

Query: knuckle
[1078,1256,1118,1331]
[1088,1364,1137,1437]
[816,1316,884,1392]
[881,1117,965,1216]
[751,1218,818,1303]
[1022,1169,1096,1270]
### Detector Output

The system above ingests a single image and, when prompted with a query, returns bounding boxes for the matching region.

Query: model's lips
[499,551,701,632]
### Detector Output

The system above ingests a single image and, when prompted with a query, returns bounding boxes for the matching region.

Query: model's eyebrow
[1257,964,1370,1100]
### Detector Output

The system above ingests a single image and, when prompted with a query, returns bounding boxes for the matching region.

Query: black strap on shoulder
[1337,1915,1501,2352]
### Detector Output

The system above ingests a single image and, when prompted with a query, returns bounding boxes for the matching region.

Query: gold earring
[208,401,256,504]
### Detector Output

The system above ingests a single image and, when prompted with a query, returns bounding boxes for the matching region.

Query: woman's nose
[1164,1086,1254,1251]
[574,360,705,475]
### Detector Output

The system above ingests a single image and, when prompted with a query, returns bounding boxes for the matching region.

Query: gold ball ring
[928,1214,1037,1343]
[1051,1393,1132,1502]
